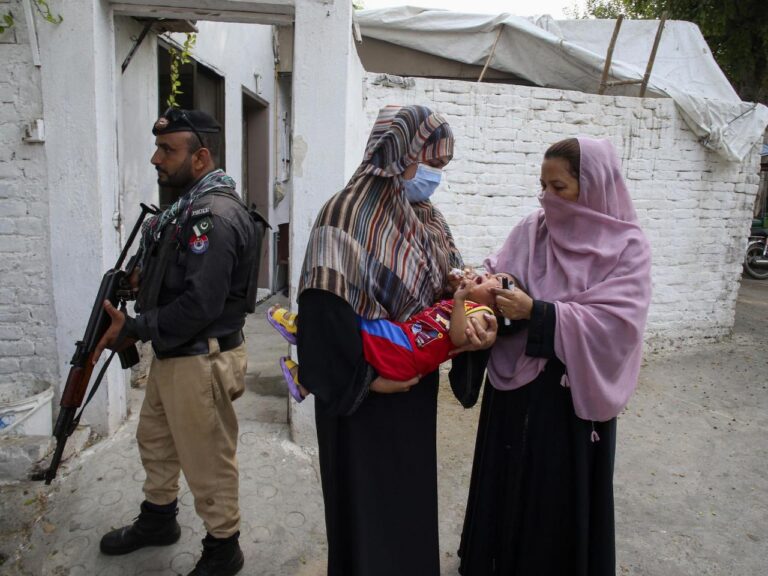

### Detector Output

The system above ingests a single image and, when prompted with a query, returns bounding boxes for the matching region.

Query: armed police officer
[94,108,263,576]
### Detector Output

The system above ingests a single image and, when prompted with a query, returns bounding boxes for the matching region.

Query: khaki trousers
[137,339,246,538]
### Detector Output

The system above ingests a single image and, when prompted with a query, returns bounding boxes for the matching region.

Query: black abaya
[455,301,618,576]
[298,289,440,576]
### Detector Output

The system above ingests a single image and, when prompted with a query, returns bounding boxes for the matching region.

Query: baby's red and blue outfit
[359,299,493,381]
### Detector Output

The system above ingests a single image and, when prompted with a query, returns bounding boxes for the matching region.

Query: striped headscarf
[299,105,462,322]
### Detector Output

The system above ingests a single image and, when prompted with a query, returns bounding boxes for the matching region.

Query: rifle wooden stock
[59,353,98,408]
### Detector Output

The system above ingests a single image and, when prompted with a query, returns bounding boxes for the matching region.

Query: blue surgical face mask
[404,164,442,203]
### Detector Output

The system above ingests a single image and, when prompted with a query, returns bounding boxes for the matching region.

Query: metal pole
[599,15,623,95]
[639,12,667,97]
[121,22,153,75]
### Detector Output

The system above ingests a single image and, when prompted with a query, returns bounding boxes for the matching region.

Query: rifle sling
[70,350,116,435]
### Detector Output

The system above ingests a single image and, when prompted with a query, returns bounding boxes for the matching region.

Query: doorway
[242,89,271,292]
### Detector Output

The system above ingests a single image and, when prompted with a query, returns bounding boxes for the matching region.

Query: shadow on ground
[1,280,767,575]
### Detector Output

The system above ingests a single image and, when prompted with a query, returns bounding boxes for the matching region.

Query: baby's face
[466,273,502,308]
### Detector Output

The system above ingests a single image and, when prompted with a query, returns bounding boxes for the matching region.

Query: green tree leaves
[0,12,15,34]
[0,0,61,34]
[166,33,197,109]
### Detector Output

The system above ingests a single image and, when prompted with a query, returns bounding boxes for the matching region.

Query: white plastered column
[288,0,357,450]
[38,0,127,434]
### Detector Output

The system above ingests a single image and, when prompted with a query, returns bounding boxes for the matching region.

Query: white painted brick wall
[0,1,58,385]
[364,75,759,349]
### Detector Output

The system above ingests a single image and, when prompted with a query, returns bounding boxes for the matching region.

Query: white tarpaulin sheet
[357,6,768,162]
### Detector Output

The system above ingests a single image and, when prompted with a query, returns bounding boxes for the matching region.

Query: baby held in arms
[267,268,516,402]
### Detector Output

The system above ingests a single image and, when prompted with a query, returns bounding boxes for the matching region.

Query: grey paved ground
[0,294,329,576]
[1,280,767,575]
[435,278,768,576]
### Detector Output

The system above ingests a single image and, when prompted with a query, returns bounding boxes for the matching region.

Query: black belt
[154,330,244,360]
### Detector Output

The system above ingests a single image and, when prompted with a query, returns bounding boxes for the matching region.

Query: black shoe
[100,500,181,555]
[188,532,244,576]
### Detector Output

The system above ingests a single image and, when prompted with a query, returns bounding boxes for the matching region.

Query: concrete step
[0,435,53,482]
[247,372,288,397]
[236,393,289,425]
[0,425,90,483]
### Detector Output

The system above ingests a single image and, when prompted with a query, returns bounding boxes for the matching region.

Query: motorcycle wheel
[744,243,768,279]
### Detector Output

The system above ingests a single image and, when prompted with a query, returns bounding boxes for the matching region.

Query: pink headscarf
[485,137,652,422]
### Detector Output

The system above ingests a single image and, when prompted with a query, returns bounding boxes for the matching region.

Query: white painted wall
[363,76,760,349]
[113,17,161,387]
[170,21,277,293]
[115,16,159,236]
[288,0,357,450]
[272,72,291,227]
[344,46,368,180]
[175,21,275,194]
[0,0,58,393]
[38,0,126,434]
[1,5,160,436]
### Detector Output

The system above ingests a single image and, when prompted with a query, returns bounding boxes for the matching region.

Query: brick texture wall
[0,1,58,386]
[364,75,760,349]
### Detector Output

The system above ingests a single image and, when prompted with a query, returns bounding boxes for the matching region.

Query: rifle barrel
[45,406,76,484]
[115,203,156,269]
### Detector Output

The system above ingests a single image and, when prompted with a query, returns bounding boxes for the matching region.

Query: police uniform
[126,188,258,539]
[101,110,262,573]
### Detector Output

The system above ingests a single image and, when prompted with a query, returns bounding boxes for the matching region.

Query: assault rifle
[43,203,159,484]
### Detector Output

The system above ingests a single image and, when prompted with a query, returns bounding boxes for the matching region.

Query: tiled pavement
[2,281,768,576]
[2,294,329,576]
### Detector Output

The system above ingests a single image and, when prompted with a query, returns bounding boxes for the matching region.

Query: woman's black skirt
[458,359,617,576]
[315,371,441,576]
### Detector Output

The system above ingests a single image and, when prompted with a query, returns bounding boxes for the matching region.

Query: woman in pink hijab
[454,137,652,576]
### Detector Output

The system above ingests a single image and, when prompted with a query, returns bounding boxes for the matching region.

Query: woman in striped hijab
[296,105,493,576]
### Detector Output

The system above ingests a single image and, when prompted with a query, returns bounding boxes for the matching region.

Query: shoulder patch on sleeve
[191,206,211,218]
[192,216,214,237]
[189,234,210,254]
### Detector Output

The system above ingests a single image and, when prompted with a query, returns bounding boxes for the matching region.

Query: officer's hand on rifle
[92,301,136,365]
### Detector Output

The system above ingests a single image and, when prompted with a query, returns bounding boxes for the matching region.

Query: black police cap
[152,108,221,136]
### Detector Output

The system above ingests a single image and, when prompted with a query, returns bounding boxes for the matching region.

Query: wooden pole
[606,79,644,87]
[639,12,667,97]
[478,25,504,83]
[599,15,623,95]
